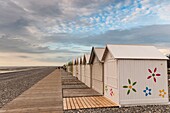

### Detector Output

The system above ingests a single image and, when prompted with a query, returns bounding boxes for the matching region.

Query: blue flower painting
[143,87,151,96]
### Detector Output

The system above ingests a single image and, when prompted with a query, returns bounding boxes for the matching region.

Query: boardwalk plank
[72,98,79,109]
[84,97,96,108]
[103,97,117,105]
[87,97,98,108]
[63,98,67,110]
[76,98,84,109]
[78,97,88,108]
[70,98,76,110]
[81,97,91,108]
[98,96,111,107]
[89,97,100,107]
[66,98,71,110]
[94,96,106,107]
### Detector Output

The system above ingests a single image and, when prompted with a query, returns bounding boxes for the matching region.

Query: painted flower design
[143,87,151,96]
[110,88,114,96]
[105,85,108,92]
[159,89,167,98]
[123,79,137,95]
[147,68,161,83]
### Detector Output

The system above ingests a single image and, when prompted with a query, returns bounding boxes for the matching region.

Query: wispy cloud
[0,0,170,65]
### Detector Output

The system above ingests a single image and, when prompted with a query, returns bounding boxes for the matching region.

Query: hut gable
[102,47,114,61]
[80,56,84,65]
[77,57,81,65]
[89,47,105,64]
[74,59,77,65]
[83,54,90,65]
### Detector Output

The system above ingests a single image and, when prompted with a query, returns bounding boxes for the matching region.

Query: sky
[0,0,170,66]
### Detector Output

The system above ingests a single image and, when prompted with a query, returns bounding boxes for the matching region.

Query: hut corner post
[102,62,104,95]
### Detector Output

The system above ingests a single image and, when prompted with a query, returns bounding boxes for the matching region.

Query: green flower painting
[123,79,137,95]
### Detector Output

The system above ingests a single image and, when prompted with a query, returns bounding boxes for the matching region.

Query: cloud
[0,0,170,65]
[17,55,31,59]
[0,34,83,55]
[94,24,170,47]
[43,24,170,47]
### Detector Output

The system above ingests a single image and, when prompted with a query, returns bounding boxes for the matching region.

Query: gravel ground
[64,105,170,113]
[0,67,56,108]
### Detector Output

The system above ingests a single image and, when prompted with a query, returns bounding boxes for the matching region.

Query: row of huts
[66,44,169,106]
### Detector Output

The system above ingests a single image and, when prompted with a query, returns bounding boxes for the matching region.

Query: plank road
[63,96,118,110]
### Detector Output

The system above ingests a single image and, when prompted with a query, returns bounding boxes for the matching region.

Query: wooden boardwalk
[63,89,102,97]
[63,96,118,110]
[0,69,119,112]
[0,69,63,113]
[62,84,88,89]
[61,71,118,110]
[62,72,102,98]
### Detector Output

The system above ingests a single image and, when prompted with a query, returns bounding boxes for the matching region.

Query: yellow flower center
[129,85,132,89]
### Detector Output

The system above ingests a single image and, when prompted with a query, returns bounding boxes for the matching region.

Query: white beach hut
[72,59,77,77]
[102,44,169,106]
[80,56,85,82]
[74,58,79,78]
[77,57,81,80]
[83,54,91,87]
[89,47,105,95]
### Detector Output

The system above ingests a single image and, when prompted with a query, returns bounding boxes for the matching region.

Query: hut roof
[89,47,105,64]
[102,44,168,60]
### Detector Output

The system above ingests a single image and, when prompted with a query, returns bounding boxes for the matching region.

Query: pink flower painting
[147,68,161,83]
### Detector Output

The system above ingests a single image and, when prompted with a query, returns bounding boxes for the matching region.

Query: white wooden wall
[73,65,76,76]
[76,65,78,78]
[92,56,103,94]
[119,60,168,105]
[85,64,91,87]
[77,64,81,80]
[104,51,119,104]
[81,65,85,83]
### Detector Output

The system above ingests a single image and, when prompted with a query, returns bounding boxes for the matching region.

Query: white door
[104,60,119,104]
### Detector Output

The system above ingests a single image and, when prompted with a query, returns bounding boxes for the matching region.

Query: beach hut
[75,58,78,78]
[89,47,105,95]
[80,56,85,82]
[77,57,81,80]
[72,59,77,77]
[83,54,91,87]
[102,44,169,106]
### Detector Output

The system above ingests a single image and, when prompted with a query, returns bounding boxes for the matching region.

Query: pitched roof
[83,54,90,64]
[89,47,105,64]
[80,56,84,64]
[104,44,168,60]
[73,59,77,65]
[95,48,105,61]
[77,57,81,64]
